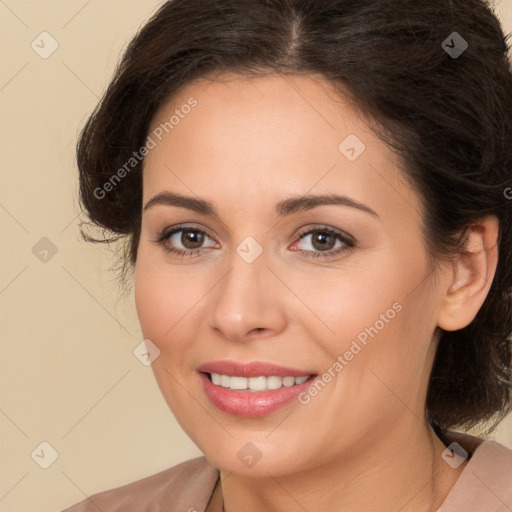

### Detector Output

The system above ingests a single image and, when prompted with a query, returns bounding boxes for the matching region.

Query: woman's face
[134,73,448,476]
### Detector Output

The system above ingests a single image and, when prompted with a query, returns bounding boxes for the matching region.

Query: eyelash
[153,224,355,260]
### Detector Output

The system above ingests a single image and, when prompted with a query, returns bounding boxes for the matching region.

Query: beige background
[1,1,511,511]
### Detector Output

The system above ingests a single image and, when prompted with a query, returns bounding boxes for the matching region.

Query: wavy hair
[76,0,512,432]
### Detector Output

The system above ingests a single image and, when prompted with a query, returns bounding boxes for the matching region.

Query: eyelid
[156,223,354,245]
[294,224,355,244]
[154,222,356,259]
[289,225,355,258]
[156,223,218,244]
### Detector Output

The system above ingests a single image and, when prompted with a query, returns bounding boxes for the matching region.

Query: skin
[134,73,499,512]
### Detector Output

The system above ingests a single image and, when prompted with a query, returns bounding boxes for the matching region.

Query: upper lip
[197,360,315,378]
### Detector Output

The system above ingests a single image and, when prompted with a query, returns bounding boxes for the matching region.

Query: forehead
[147,72,368,153]
[142,73,420,224]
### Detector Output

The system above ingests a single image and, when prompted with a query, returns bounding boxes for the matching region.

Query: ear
[436,216,499,331]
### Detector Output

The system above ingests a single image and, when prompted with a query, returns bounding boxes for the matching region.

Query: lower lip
[199,372,317,418]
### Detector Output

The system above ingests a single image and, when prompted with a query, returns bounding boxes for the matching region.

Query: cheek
[288,257,403,349]
[134,251,206,342]
[294,250,434,389]
[134,261,170,340]
[134,254,208,421]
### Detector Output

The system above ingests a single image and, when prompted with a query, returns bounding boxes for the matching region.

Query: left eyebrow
[275,193,379,218]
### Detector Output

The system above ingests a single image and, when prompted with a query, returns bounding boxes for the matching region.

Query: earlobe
[437,217,499,332]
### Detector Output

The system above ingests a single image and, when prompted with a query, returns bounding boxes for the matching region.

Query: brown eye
[298,229,347,252]
[180,229,205,249]
[156,226,217,256]
[294,226,355,260]
[309,230,337,251]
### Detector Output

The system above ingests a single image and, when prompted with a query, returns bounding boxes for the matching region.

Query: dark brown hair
[77,0,512,433]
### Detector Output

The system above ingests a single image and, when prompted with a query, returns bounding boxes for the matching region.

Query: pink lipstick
[197,360,317,417]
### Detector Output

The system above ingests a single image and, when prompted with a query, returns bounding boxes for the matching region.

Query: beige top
[61,432,512,512]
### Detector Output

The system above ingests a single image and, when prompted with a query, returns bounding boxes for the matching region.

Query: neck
[218,420,467,512]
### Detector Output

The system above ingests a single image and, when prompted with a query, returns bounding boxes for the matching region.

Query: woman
[62,0,512,510]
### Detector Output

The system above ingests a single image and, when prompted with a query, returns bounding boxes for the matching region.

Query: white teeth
[282,376,296,387]
[266,376,283,390]
[229,376,248,390]
[209,373,311,391]
[248,376,267,391]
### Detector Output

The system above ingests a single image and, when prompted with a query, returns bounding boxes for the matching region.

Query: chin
[198,437,309,478]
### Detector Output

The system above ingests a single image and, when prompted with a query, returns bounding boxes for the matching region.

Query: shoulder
[438,433,512,512]
[60,456,219,512]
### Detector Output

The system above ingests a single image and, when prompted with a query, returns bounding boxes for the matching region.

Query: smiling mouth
[203,372,316,392]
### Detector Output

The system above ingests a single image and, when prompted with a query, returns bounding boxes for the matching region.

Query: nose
[208,251,287,342]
